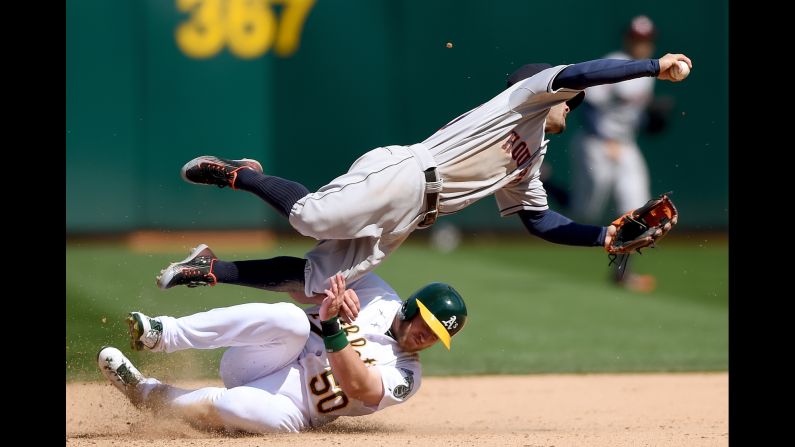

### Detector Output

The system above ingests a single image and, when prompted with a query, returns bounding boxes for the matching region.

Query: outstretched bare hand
[657,53,693,82]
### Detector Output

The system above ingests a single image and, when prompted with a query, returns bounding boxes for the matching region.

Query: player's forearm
[518,209,607,247]
[327,347,384,406]
[321,317,383,405]
[552,58,660,91]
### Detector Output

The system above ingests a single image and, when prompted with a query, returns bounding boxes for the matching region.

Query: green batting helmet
[398,282,467,350]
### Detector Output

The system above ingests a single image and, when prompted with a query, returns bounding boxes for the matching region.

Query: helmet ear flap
[399,297,418,321]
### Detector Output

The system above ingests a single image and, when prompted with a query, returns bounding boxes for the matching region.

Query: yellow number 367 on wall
[176,0,315,59]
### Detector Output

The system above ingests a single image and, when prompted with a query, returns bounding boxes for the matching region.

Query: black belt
[419,167,441,228]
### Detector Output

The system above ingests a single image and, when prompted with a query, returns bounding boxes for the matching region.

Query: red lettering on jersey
[502,130,535,166]
[501,130,520,151]
[513,143,530,166]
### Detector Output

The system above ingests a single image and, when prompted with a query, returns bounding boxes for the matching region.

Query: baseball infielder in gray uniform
[569,16,663,292]
[156,52,689,298]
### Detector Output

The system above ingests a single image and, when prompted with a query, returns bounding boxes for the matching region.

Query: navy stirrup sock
[235,169,310,218]
[213,257,307,292]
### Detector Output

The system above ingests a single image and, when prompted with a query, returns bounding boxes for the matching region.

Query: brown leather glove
[606,193,678,255]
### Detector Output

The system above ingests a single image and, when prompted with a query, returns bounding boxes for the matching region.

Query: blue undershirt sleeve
[518,209,607,247]
[552,58,660,91]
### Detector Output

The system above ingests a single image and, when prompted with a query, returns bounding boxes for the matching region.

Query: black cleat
[181,155,263,189]
[156,244,218,290]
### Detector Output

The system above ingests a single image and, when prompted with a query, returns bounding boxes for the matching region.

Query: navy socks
[235,168,310,218]
[213,257,307,293]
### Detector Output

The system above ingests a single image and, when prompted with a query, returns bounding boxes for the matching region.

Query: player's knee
[289,210,331,239]
[289,196,357,239]
[270,303,311,342]
[238,302,310,344]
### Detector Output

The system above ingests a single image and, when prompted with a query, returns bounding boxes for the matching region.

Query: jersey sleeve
[373,354,422,411]
[495,166,549,216]
[508,64,582,113]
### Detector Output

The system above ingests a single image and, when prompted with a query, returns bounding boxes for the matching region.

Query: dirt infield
[67,373,727,446]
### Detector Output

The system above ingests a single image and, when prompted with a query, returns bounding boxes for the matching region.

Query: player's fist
[657,53,692,82]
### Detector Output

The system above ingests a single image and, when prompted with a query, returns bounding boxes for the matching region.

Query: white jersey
[421,65,582,216]
[580,51,655,142]
[148,274,425,432]
[298,273,422,427]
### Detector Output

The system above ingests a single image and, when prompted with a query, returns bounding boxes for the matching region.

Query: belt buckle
[420,209,438,228]
[420,167,440,228]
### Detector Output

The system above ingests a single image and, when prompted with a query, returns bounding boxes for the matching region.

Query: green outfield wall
[67,0,728,232]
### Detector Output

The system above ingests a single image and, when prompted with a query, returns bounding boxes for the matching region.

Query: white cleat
[127,312,163,351]
[97,346,146,403]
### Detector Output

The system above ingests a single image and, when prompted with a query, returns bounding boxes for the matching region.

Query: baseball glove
[606,192,678,256]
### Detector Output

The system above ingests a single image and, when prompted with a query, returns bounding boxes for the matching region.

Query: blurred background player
[568,15,674,293]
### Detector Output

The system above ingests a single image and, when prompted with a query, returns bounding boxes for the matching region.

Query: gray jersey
[422,64,581,216]
[292,65,582,295]
[580,51,655,142]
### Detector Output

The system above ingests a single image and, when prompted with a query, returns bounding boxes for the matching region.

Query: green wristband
[323,330,349,353]
[320,317,342,337]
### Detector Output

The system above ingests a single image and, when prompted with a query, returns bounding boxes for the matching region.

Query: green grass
[66,236,727,381]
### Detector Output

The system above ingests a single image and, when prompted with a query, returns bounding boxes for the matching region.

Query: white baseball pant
[138,303,312,433]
